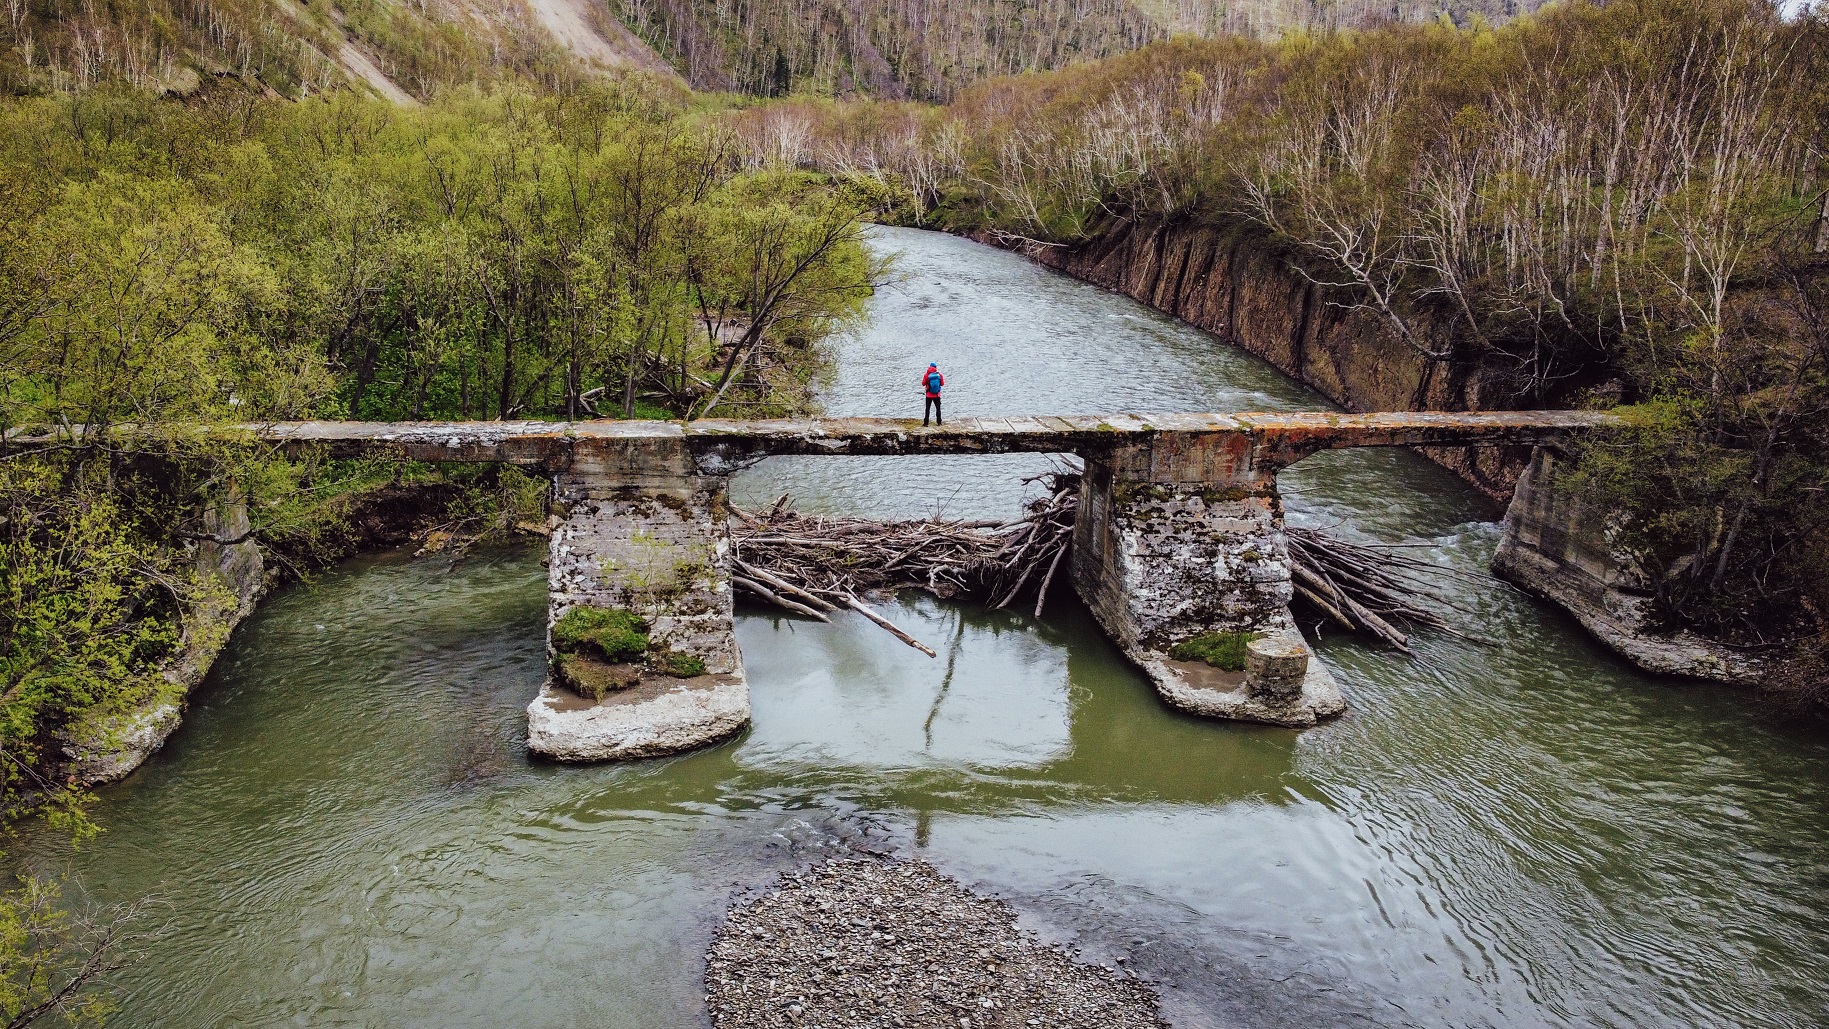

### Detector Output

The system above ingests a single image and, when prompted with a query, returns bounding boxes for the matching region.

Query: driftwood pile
[729,473,1077,657]
[1285,527,1484,653]
[730,471,1476,657]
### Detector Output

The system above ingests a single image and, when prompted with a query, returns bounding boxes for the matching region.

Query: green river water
[27,227,1829,1028]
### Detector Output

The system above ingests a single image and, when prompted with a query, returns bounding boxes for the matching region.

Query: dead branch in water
[728,471,1077,654]
[1285,527,1493,651]
[729,470,1484,655]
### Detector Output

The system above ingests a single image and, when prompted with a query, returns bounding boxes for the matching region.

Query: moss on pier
[651,648,707,678]
[556,653,642,700]
[552,605,708,697]
[1168,630,1263,672]
[553,606,650,663]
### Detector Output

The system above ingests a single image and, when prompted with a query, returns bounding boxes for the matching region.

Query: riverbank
[49,474,533,789]
[967,218,1590,504]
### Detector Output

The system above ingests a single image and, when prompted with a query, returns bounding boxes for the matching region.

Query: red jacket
[921,368,944,397]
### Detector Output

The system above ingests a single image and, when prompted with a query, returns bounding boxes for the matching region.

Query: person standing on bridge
[921,363,944,426]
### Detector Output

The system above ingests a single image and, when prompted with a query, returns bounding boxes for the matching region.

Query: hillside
[616,0,1550,99]
[0,0,676,101]
[0,0,1544,101]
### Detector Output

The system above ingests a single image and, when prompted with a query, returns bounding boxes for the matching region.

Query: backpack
[924,370,942,394]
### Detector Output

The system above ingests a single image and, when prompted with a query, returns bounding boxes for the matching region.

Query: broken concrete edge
[525,671,750,762]
[1136,620,1346,729]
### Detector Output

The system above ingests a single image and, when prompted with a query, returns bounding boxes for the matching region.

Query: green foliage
[1168,630,1262,671]
[552,606,651,663]
[0,465,184,811]
[0,83,877,430]
[439,466,550,539]
[0,878,134,1028]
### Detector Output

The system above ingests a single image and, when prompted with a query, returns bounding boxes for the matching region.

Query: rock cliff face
[1493,450,1763,683]
[993,218,1541,505]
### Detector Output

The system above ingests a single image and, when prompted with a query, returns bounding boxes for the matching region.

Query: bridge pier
[526,439,750,761]
[1071,435,1345,727]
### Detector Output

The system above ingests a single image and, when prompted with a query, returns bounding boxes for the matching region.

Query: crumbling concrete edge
[1134,619,1346,729]
[525,671,751,762]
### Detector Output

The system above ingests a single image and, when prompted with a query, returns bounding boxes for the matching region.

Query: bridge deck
[224,410,1614,469]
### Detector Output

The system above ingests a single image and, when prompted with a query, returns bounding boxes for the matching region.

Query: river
[30,227,1829,1028]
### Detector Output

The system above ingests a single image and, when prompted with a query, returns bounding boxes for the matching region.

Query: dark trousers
[923,396,942,425]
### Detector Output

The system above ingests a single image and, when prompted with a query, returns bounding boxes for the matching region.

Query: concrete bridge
[234,410,1610,759]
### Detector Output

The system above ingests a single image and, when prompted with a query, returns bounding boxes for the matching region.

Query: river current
[30,227,1829,1028]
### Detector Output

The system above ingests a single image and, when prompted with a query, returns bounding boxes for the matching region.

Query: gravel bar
[706,858,1167,1028]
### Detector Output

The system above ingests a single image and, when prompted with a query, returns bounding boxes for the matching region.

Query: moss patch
[650,647,707,678]
[1167,630,1263,672]
[556,653,641,700]
[552,606,650,663]
[1199,485,1254,504]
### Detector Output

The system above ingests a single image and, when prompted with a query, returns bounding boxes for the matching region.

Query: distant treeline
[729,0,1829,675]
[0,0,1547,103]
[619,0,1548,100]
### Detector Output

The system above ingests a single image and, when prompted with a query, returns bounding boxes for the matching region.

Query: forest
[615,0,1550,100]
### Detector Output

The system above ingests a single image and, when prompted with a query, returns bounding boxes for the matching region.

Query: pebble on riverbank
[705,858,1167,1029]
